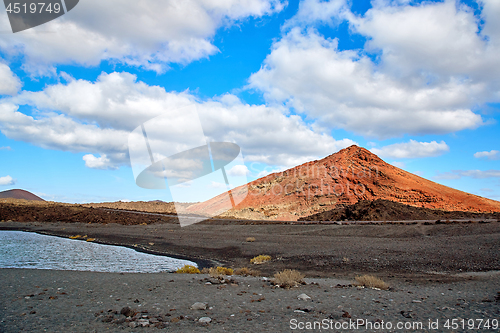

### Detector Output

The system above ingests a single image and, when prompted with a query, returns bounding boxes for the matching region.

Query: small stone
[401,311,413,319]
[101,315,114,323]
[297,293,311,301]
[120,306,134,317]
[190,302,207,310]
[199,317,212,324]
[137,319,150,327]
[342,311,351,318]
[128,322,136,328]
[412,300,422,303]
[112,318,126,325]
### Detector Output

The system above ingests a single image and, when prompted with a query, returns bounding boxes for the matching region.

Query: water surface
[0,230,196,273]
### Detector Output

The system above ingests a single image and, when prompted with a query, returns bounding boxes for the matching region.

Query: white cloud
[436,170,500,180]
[391,161,405,168]
[0,63,22,95]
[474,150,500,161]
[0,0,286,73]
[352,1,494,79]
[209,181,229,189]
[227,165,250,177]
[283,0,347,28]
[371,140,449,159]
[0,72,355,170]
[0,175,15,186]
[248,28,484,138]
[0,103,129,166]
[83,154,118,170]
[248,0,500,138]
[0,146,11,150]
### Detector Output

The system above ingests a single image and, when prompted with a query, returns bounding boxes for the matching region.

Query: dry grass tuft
[234,267,261,277]
[207,267,234,278]
[246,237,256,242]
[354,275,389,290]
[175,265,200,274]
[272,269,305,288]
[250,255,271,264]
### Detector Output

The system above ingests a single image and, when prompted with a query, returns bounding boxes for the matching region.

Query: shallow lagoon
[0,230,196,273]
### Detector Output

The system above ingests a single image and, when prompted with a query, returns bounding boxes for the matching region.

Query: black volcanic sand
[1,268,499,332]
[1,220,500,278]
[299,199,500,222]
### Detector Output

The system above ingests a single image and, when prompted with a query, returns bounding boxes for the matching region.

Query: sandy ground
[1,268,499,332]
[1,220,500,332]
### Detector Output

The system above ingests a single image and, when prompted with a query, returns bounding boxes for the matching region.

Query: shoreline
[1,220,499,280]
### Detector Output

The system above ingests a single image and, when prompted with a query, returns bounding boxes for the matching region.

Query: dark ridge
[0,189,45,201]
[298,199,500,221]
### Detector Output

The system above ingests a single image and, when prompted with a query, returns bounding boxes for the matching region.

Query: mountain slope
[186,145,500,220]
[0,189,45,201]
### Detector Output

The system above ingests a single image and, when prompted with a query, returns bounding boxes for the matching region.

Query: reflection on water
[0,230,196,273]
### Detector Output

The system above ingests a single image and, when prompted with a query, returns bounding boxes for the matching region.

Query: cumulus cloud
[0,72,355,170]
[0,175,15,186]
[248,0,500,138]
[0,0,285,73]
[371,140,449,159]
[474,150,500,161]
[83,154,118,170]
[0,63,22,95]
[435,170,500,180]
[227,165,250,177]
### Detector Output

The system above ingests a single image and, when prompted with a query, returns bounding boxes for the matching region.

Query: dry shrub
[207,267,234,278]
[246,237,256,242]
[272,269,305,288]
[354,275,389,290]
[175,265,200,274]
[234,267,261,277]
[250,255,271,264]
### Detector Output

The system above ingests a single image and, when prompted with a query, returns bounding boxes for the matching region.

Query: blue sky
[0,0,499,203]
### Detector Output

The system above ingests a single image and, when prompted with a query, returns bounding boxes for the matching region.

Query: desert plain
[1,199,500,332]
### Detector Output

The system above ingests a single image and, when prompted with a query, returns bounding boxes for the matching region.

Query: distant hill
[187,145,500,220]
[0,189,45,201]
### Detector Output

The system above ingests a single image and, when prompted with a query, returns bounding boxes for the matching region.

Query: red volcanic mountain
[186,145,500,220]
[0,189,45,201]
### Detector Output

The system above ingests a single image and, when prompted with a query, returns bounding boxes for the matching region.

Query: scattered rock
[128,322,136,328]
[112,318,126,325]
[137,319,150,327]
[120,306,134,317]
[297,293,311,301]
[101,315,114,323]
[401,311,413,319]
[199,317,212,324]
[190,302,207,310]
